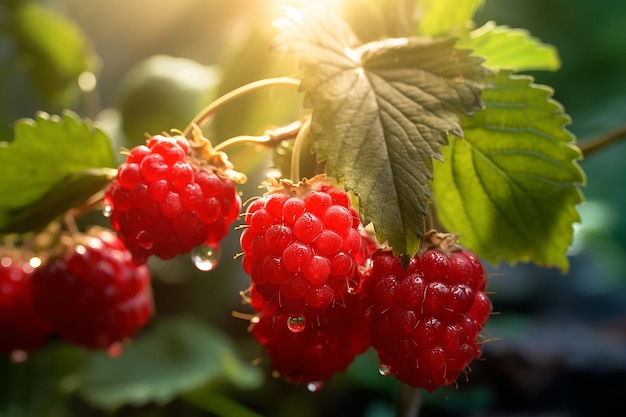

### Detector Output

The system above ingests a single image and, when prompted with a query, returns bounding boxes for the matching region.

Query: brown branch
[580,124,626,157]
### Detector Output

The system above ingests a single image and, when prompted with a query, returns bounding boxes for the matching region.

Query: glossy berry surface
[250,287,371,386]
[240,182,367,316]
[105,134,241,263]
[366,247,491,392]
[31,229,154,350]
[0,256,52,354]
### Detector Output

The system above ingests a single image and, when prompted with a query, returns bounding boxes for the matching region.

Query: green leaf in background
[211,15,302,182]
[415,0,484,36]
[458,21,561,72]
[11,2,96,107]
[342,0,419,41]
[79,316,263,410]
[117,55,222,147]
[432,71,585,271]
[272,7,487,257]
[0,111,117,234]
[0,343,85,417]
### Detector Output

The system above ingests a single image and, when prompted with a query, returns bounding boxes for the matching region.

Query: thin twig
[396,385,422,417]
[580,124,626,157]
[63,212,79,236]
[290,116,311,182]
[212,119,304,153]
[182,77,301,140]
[212,135,272,153]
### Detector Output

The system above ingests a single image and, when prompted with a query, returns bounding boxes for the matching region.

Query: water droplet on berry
[191,244,221,271]
[107,342,124,358]
[286,315,306,333]
[307,381,324,392]
[103,205,113,218]
[136,231,154,249]
[378,364,392,376]
[10,350,28,363]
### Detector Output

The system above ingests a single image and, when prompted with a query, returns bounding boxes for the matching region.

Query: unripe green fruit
[117,55,221,147]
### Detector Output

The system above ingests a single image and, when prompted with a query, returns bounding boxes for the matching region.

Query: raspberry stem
[290,116,312,182]
[212,119,305,154]
[396,385,423,417]
[62,212,79,236]
[69,187,111,220]
[182,77,301,140]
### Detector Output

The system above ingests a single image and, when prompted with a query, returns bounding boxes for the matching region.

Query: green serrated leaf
[458,21,561,72]
[79,316,263,410]
[0,111,117,234]
[416,0,484,36]
[0,169,115,234]
[432,71,585,271]
[11,3,96,106]
[272,7,487,257]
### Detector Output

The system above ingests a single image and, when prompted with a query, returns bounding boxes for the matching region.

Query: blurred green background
[1,0,626,416]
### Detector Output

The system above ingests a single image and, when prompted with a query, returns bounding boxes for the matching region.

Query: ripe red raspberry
[0,254,52,354]
[250,287,371,387]
[239,176,368,317]
[31,227,154,350]
[104,129,244,264]
[366,231,491,392]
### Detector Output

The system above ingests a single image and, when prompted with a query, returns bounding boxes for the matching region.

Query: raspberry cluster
[105,132,242,264]
[31,227,154,350]
[365,233,491,392]
[0,255,52,355]
[241,177,376,385]
[240,186,492,392]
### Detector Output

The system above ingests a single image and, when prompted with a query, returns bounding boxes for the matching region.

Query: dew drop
[191,244,221,271]
[10,350,28,363]
[378,363,392,376]
[102,205,113,218]
[307,381,324,392]
[286,315,306,333]
[136,230,154,249]
[107,342,124,358]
